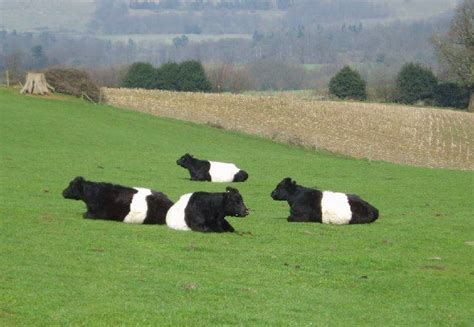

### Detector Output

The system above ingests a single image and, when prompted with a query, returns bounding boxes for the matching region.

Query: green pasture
[0,88,472,325]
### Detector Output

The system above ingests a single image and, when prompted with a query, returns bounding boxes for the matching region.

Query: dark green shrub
[122,62,156,89]
[122,60,212,92]
[155,62,180,90]
[175,60,212,92]
[434,82,469,109]
[328,66,367,100]
[395,63,438,104]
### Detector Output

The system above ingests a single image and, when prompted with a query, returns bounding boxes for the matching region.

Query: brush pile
[44,68,100,103]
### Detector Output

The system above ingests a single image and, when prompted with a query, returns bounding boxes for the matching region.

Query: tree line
[119,55,470,110]
[90,0,392,34]
[328,64,470,109]
[1,1,470,110]
[0,16,445,83]
[129,0,284,11]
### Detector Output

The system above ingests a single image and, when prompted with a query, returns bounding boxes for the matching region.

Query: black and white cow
[166,187,249,232]
[176,153,248,182]
[62,176,174,224]
[270,177,379,224]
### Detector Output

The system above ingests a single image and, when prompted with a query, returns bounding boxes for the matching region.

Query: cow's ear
[283,177,292,185]
[74,176,85,183]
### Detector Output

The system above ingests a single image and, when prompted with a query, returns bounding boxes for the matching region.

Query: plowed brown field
[103,88,474,170]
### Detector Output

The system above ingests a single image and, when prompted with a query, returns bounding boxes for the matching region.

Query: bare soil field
[103,88,474,170]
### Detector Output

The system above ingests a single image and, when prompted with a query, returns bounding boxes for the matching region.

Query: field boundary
[103,87,474,170]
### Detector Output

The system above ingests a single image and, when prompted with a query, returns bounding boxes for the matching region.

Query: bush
[155,62,180,90]
[328,66,367,100]
[434,82,470,109]
[395,63,438,104]
[122,62,156,89]
[43,68,100,102]
[122,61,212,92]
[175,60,212,92]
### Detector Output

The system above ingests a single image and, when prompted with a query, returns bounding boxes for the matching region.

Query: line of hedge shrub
[122,60,212,92]
[329,63,470,110]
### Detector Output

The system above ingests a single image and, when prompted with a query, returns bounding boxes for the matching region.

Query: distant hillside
[372,0,458,20]
[0,0,95,32]
[0,0,458,33]
[130,0,280,10]
[129,0,458,18]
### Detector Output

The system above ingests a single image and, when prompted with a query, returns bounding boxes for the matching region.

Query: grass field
[1,88,473,325]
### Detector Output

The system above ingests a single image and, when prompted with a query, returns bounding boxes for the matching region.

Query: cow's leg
[83,211,94,219]
[219,219,235,232]
[287,215,309,222]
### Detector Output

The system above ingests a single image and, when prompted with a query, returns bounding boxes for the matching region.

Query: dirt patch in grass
[102,88,474,170]
[182,283,199,290]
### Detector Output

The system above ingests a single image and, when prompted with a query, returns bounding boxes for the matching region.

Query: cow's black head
[224,187,249,217]
[271,177,297,200]
[62,176,85,200]
[176,153,194,168]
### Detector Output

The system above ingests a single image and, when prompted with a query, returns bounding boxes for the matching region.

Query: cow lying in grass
[271,177,379,224]
[166,187,249,232]
[176,153,248,182]
[62,176,174,224]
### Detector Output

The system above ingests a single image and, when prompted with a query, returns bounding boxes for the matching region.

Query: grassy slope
[0,89,472,325]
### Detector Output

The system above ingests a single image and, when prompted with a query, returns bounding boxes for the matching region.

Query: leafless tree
[433,0,474,111]
[5,51,25,83]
